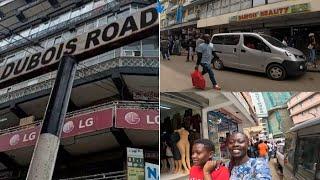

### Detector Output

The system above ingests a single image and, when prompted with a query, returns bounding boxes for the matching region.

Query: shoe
[213,85,221,90]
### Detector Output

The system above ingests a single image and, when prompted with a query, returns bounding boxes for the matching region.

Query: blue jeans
[309,49,316,63]
[201,63,217,86]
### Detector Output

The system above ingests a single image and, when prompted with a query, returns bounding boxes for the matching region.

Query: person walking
[282,36,288,46]
[195,34,204,68]
[308,33,317,67]
[186,38,195,62]
[258,140,269,162]
[160,37,170,60]
[197,34,221,90]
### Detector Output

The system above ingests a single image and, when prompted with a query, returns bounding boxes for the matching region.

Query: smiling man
[227,132,271,180]
[189,139,229,180]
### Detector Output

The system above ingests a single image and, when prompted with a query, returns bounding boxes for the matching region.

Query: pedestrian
[247,141,257,158]
[267,141,273,161]
[168,35,174,55]
[186,38,195,62]
[160,37,170,60]
[308,33,317,67]
[282,36,288,46]
[195,34,204,69]
[172,37,181,55]
[190,139,229,180]
[258,140,269,162]
[197,34,221,90]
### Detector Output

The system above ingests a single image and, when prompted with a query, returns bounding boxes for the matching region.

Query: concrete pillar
[201,108,208,139]
[27,56,77,180]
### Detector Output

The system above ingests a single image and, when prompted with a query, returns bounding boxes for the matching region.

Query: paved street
[270,158,284,180]
[161,55,320,92]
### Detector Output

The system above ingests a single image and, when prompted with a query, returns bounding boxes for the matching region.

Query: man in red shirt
[189,139,229,180]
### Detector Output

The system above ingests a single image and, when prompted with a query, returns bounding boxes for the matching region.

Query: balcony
[168,20,175,26]
[0,56,159,104]
[185,13,199,22]
[0,0,120,56]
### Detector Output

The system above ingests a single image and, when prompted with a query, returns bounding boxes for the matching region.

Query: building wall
[267,108,291,138]
[262,92,293,110]
[287,92,320,124]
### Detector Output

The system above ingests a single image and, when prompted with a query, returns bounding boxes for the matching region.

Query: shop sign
[0,108,113,152]
[145,162,159,180]
[250,92,268,118]
[0,4,158,85]
[115,108,159,130]
[127,147,144,180]
[230,3,310,22]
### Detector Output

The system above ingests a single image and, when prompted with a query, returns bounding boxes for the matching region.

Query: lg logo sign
[124,112,159,125]
[125,112,141,124]
[63,118,94,133]
[9,131,37,146]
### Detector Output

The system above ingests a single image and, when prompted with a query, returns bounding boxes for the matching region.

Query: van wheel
[267,64,287,80]
[213,58,224,70]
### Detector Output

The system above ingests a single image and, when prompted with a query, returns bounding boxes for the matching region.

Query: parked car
[210,33,307,80]
[276,142,285,173]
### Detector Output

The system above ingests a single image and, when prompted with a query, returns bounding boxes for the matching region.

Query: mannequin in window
[175,127,191,173]
[170,132,182,173]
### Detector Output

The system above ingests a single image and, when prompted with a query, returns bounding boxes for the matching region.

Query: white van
[211,33,307,80]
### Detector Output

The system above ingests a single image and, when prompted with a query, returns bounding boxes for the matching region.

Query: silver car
[211,33,307,80]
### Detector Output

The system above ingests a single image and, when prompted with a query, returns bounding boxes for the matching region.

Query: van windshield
[261,35,286,48]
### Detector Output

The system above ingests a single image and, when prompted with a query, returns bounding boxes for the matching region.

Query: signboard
[145,162,159,180]
[0,4,158,88]
[230,3,310,22]
[250,92,268,118]
[127,147,144,180]
[115,108,159,130]
[0,108,113,152]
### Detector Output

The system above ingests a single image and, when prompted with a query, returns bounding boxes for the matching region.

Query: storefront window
[296,137,320,177]
[208,111,239,160]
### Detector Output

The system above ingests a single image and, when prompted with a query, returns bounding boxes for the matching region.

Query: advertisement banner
[145,162,159,180]
[115,108,159,130]
[250,92,268,118]
[0,108,113,152]
[127,147,144,180]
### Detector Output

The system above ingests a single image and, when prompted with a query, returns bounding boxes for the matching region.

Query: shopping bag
[191,69,206,90]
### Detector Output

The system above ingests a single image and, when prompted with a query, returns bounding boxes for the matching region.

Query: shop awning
[290,117,320,132]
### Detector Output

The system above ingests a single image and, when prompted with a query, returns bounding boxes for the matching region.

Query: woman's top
[228,158,271,180]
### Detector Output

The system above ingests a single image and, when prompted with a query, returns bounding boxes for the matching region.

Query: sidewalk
[306,61,320,72]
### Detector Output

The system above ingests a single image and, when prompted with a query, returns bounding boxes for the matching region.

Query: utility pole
[26,55,77,180]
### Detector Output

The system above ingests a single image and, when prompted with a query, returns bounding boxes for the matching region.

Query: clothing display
[176,128,191,172]
[170,132,181,160]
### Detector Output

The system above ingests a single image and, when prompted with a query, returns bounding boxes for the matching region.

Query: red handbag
[191,69,206,90]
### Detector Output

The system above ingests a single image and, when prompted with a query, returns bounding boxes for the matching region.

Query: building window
[295,137,320,177]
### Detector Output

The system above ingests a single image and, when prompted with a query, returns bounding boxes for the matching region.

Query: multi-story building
[0,0,159,179]
[286,92,320,180]
[197,0,320,52]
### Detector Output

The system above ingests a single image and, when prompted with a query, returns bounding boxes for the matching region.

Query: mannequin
[165,143,175,172]
[170,132,182,173]
[176,127,191,173]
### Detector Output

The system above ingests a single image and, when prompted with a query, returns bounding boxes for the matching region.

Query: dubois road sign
[0,4,158,88]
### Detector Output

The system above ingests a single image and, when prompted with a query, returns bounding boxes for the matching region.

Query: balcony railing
[59,170,127,180]
[0,101,158,136]
[0,0,120,55]
[0,56,158,104]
